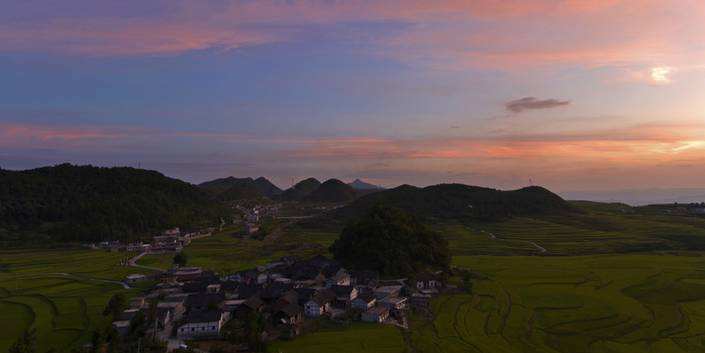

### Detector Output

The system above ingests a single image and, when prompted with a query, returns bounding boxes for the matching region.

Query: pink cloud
[1,0,700,69]
[0,19,274,56]
[0,122,141,144]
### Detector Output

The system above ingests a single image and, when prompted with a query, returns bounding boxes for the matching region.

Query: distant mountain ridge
[348,179,384,190]
[282,178,321,200]
[199,176,282,199]
[338,183,570,220]
[307,179,357,203]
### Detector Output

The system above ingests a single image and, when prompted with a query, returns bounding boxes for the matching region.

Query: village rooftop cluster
[112,254,447,347]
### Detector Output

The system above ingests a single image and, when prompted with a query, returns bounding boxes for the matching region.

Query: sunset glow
[1,1,704,191]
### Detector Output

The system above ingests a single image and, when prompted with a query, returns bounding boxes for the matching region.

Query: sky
[1,0,704,192]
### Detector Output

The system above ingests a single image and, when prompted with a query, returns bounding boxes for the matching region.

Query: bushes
[330,206,451,277]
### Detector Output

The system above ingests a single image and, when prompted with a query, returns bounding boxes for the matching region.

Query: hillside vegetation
[199,176,282,199]
[307,179,357,203]
[0,164,227,244]
[281,178,322,200]
[331,206,450,276]
[338,184,570,221]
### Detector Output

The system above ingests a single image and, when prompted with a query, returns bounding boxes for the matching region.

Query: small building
[361,306,390,323]
[374,285,403,300]
[379,296,408,311]
[125,274,147,284]
[331,285,358,306]
[112,320,131,336]
[119,308,141,321]
[304,290,335,317]
[185,293,225,311]
[410,293,432,310]
[157,300,186,322]
[413,272,442,291]
[177,310,225,339]
[174,267,203,282]
[351,291,377,311]
[223,299,247,312]
[326,269,351,287]
[155,308,171,328]
[206,284,221,294]
[273,303,304,326]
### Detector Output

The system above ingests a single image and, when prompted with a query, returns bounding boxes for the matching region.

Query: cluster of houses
[112,255,443,345]
[90,227,214,253]
[687,203,705,215]
[234,204,280,235]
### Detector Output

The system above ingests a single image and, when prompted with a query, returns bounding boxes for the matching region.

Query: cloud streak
[1,0,702,73]
[505,97,571,113]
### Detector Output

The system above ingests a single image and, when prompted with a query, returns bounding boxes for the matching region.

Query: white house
[304,297,330,317]
[177,311,225,339]
[304,290,335,317]
[125,273,147,284]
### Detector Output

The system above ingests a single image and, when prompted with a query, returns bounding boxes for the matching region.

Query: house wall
[177,320,223,339]
[304,302,323,316]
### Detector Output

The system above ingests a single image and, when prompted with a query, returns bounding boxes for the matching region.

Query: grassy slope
[150,225,330,274]
[270,201,705,352]
[0,249,156,353]
[269,323,405,353]
[412,254,705,353]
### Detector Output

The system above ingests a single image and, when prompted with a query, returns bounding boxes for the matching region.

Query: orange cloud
[0,122,139,143]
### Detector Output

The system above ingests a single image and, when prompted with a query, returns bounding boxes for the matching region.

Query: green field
[174,226,328,274]
[269,323,405,353]
[0,249,155,352]
[408,254,705,353]
[5,200,705,352]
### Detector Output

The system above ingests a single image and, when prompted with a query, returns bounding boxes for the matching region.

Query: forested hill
[338,183,571,221]
[0,164,228,244]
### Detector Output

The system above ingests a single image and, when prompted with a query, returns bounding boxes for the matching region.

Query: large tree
[330,205,451,277]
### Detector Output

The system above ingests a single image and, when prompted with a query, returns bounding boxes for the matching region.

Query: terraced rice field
[0,249,153,352]
[183,227,327,274]
[411,254,705,353]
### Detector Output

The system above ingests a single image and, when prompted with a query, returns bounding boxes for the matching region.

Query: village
[112,252,446,350]
[88,203,278,254]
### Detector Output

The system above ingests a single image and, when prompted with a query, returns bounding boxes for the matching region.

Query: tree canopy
[330,205,451,277]
[0,164,228,244]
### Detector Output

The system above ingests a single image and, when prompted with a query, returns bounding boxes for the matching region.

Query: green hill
[282,178,321,200]
[307,179,357,203]
[0,164,228,244]
[199,176,282,198]
[216,182,267,202]
[339,183,570,221]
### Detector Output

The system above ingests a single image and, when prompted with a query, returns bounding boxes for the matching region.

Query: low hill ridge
[307,179,357,203]
[339,183,569,220]
[0,164,227,243]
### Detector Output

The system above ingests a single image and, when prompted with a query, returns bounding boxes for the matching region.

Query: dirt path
[480,230,547,253]
[128,251,167,272]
